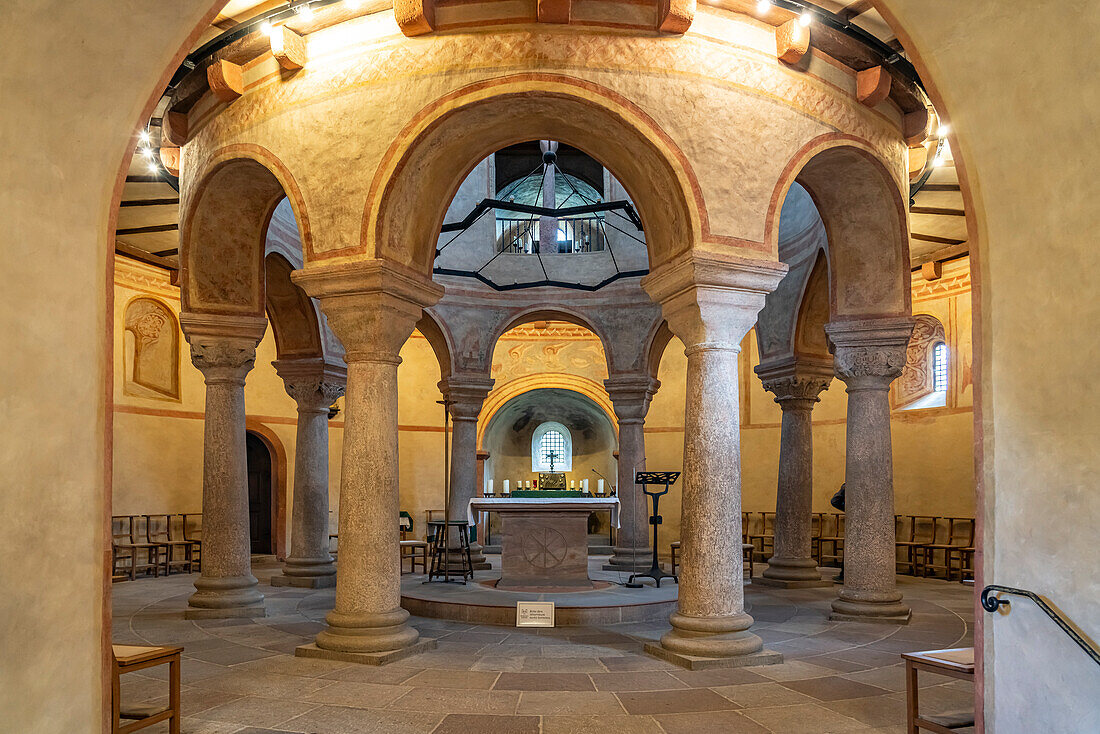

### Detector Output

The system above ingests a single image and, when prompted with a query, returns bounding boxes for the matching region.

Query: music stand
[627,471,680,588]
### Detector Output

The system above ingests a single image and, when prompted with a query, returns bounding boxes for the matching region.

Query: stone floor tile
[840,665,910,693]
[751,660,839,682]
[387,687,522,714]
[589,671,688,691]
[668,667,770,688]
[190,695,319,727]
[190,670,335,699]
[781,675,892,701]
[319,664,421,685]
[229,654,352,678]
[300,680,414,708]
[654,710,771,734]
[741,703,872,733]
[494,672,595,691]
[712,681,818,708]
[542,714,665,734]
[431,713,540,734]
[279,704,442,734]
[470,656,526,672]
[615,688,740,715]
[518,657,607,673]
[516,690,625,715]
[188,644,278,667]
[822,694,909,727]
[403,668,501,689]
[597,655,678,672]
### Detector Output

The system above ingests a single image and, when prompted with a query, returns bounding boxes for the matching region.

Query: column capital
[438,374,495,420]
[274,357,347,412]
[825,318,914,388]
[641,252,787,349]
[604,374,661,422]
[292,259,444,363]
[180,313,268,383]
[756,357,833,407]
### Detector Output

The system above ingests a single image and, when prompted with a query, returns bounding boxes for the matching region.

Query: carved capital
[764,375,832,405]
[439,374,495,420]
[180,313,267,384]
[756,357,832,408]
[292,259,444,364]
[274,358,348,413]
[604,374,661,422]
[825,318,915,388]
[642,251,787,350]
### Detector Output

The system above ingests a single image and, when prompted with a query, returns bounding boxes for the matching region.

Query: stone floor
[113,557,975,734]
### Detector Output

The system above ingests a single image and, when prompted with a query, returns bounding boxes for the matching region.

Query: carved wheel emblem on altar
[521,526,568,569]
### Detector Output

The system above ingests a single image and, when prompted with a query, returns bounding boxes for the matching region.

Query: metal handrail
[981,585,1100,667]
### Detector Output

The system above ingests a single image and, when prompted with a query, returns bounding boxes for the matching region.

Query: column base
[296,639,436,665]
[655,611,771,661]
[829,591,912,625]
[602,547,654,572]
[644,643,783,670]
[187,574,265,618]
[315,607,422,654]
[271,574,336,589]
[758,558,832,588]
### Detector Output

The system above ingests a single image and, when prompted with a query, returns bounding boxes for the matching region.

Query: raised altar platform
[400,556,678,626]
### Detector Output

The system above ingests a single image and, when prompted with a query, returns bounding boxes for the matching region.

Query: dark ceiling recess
[495,141,605,197]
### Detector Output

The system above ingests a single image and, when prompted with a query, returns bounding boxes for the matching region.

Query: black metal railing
[981,585,1100,667]
[496,217,604,254]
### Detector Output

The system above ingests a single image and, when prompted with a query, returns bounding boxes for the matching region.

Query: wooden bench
[146,514,195,575]
[112,644,183,734]
[112,516,161,581]
[901,647,975,733]
[670,541,754,580]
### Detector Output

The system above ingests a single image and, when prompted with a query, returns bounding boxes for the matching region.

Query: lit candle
[502,479,509,494]
[598,479,604,495]
[570,480,575,489]
[525,480,531,489]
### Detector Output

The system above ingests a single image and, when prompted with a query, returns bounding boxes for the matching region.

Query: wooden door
[246,432,273,554]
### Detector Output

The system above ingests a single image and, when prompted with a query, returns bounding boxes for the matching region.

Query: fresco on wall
[896,314,946,408]
[491,322,608,385]
[123,297,180,400]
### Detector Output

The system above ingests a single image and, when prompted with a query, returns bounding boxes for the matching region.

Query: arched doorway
[245,431,274,555]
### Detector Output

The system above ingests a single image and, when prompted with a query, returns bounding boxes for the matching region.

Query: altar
[468,497,620,590]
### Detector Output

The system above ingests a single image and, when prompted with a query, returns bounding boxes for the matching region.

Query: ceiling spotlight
[139,130,151,144]
[756,0,772,13]
[347,0,364,7]
[260,20,275,36]
[799,9,813,27]
[140,147,155,159]
[296,2,314,20]
[147,162,160,174]
[937,123,950,137]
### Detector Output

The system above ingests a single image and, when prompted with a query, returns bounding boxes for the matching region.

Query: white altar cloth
[468,496,620,528]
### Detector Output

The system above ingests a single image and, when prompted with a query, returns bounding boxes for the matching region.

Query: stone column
[439,374,495,570]
[825,318,915,624]
[641,252,786,666]
[292,260,443,663]
[755,359,834,588]
[539,140,559,251]
[271,358,346,588]
[603,374,660,571]
[180,313,268,619]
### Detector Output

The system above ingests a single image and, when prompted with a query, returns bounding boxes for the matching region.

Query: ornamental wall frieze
[115,257,179,298]
[911,271,971,302]
[188,25,902,176]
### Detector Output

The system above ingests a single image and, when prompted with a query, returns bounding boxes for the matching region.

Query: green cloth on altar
[509,490,589,498]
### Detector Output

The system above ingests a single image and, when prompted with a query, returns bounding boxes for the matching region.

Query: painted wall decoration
[895,313,946,408]
[123,297,181,400]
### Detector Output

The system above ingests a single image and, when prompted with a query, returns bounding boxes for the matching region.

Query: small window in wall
[531,421,573,472]
[897,314,948,410]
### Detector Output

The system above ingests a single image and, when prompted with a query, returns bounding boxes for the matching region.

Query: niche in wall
[123,296,181,400]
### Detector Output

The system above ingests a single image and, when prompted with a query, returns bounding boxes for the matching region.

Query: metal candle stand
[627,471,680,588]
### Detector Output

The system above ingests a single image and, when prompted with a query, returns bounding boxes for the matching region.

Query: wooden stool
[901,647,974,734]
[112,644,183,734]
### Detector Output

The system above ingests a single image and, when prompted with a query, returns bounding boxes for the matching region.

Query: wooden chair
[746,512,775,562]
[146,515,194,575]
[897,515,937,576]
[895,514,918,574]
[181,513,203,570]
[818,513,845,568]
[949,545,976,583]
[169,514,200,572]
[921,518,975,580]
[399,512,429,574]
[810,512,824,561]
[670,541,754,579]
[112,516,160,580]
[112,644,182,733]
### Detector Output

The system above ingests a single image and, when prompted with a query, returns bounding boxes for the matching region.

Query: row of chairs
[112,514,202,581]
[741,512,975,581]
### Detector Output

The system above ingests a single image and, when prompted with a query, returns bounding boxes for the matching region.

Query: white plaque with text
[516,601,555,627]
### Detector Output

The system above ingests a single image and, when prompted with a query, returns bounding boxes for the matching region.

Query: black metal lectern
[627,471,680,588]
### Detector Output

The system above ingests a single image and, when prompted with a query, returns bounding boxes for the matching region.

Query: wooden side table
[901,647,975,734]
[112,644,183,734]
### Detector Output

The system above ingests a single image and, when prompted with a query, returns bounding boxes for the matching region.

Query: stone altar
[468,497,619,590]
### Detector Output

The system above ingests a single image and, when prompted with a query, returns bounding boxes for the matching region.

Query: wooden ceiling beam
[119,198,179,207]
[116,223,179,236]
[911,232,965,246]
[776,19,810,64]
[911,206,966,217]
[115,241,179,271]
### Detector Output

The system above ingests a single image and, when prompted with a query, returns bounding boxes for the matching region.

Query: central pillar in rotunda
[641,252,786,666]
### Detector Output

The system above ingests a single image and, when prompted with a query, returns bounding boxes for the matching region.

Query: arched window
[897,314,948,410]
[531,421,573,472]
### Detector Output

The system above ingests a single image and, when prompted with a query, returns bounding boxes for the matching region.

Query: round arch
[264,253,324,361]
[180,144,312,317]
[241,420,289,560]
[363,73,704,275]
[478,374,617,449]
[765,134,911,322]
[416,310,455,381]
